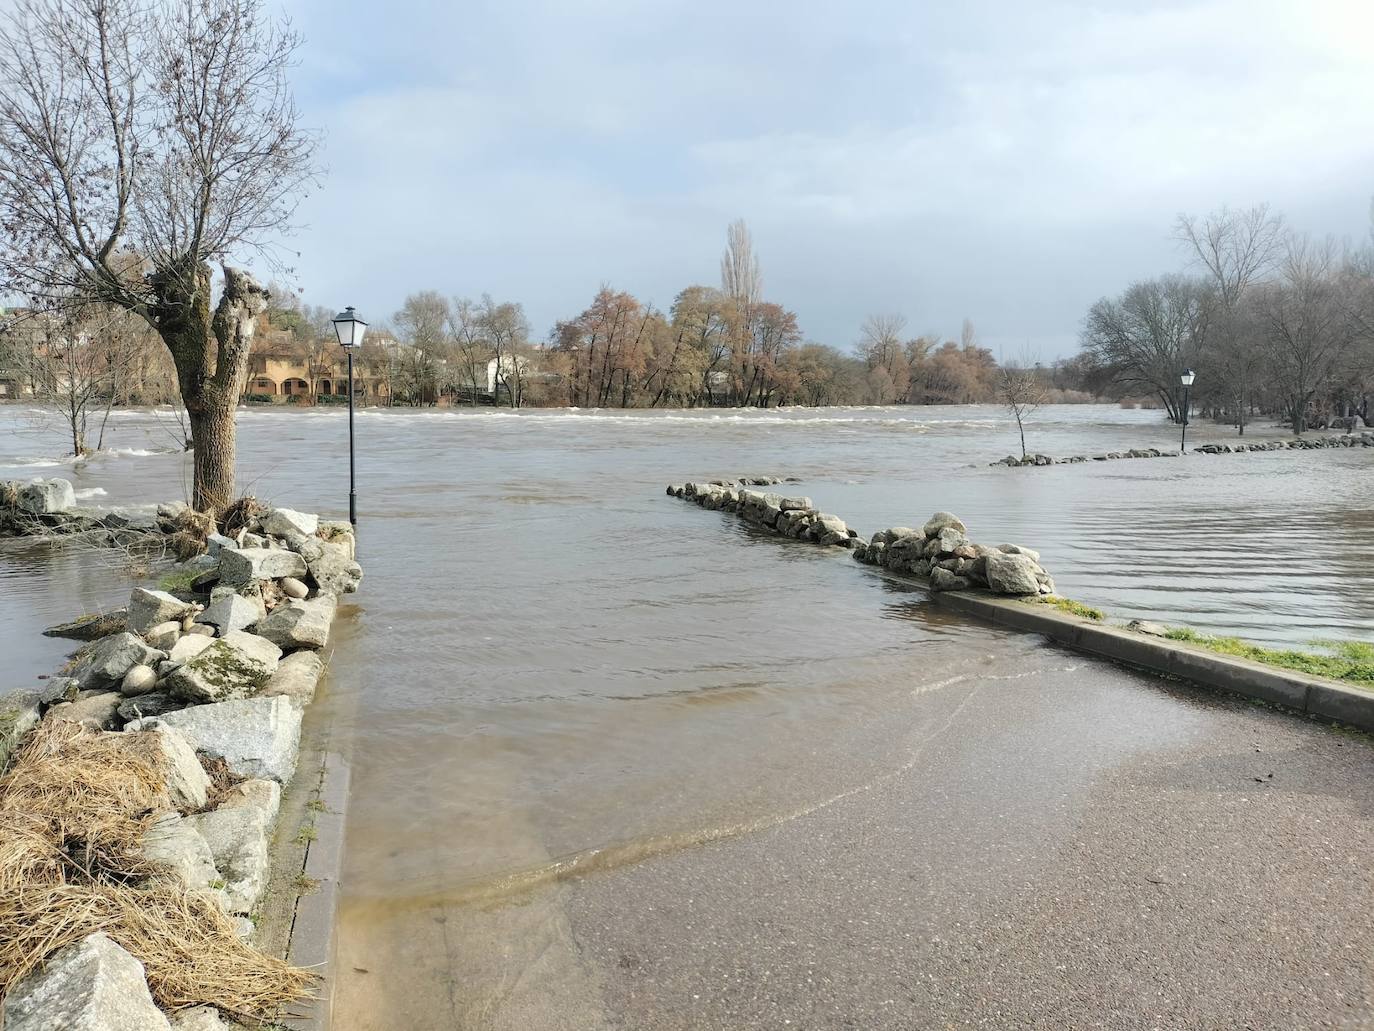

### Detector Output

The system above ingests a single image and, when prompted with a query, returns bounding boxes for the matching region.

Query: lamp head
[332,307,368,349]
[1180,368,1195,387]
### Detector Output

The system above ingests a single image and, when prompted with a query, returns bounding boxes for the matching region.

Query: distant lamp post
[332,307,368,525]
[1179,368,1196,453]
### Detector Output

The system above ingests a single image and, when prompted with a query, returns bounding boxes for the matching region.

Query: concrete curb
[923,584,1374,731]
[284,750,351,1031]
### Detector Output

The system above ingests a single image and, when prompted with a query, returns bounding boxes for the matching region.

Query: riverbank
[668,479,1374,731]
[991,429,1374,466]
[0,480,360,1029]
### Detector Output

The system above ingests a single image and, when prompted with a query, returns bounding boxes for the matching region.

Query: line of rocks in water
[666,481,1055,597]
[0,478,360,1030]
[991,430,1374,467]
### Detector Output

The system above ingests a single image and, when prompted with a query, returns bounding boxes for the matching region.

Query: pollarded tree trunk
[149,264,269,515]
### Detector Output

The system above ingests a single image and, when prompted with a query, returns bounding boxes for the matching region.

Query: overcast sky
[283,0,1374,359]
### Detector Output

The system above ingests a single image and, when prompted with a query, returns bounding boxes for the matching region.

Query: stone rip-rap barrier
[667,478,1374,734]
[993,430,1374,467]
[0,476,360,1030]
[666,480,1056,597]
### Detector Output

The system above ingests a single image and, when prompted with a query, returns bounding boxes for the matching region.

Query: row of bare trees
[379,221,1047,410]
[0,303,189,453]
[1080,204,1374,434]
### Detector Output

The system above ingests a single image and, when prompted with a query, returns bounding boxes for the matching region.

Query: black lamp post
[331,307,368,525]
[1179,367,1195,453]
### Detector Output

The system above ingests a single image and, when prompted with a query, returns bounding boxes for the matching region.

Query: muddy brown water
[2,403,1372,1028]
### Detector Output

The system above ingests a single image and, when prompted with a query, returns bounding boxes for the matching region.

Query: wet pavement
[334,638,1374,1030]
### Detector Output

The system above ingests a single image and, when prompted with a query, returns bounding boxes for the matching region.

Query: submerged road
[335,639,1374,1031]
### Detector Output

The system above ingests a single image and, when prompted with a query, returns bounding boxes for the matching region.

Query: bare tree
[393,292,450,404]
[447,297,491,405]
[720,219,761,309]
[0,0,320,512]
[1254,235,1357,434]
[479,295,530,408]
[1175,204,1285,434]
[960,318,979,350]
[858,313,910,403]
[998,356,1051,459]
[1081,276,1214,422]
[7,305,143,455]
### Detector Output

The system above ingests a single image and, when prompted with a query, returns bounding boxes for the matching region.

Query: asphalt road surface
[336,639,1374,1031]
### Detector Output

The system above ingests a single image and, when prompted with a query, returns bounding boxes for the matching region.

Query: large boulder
[187,795,274,914]
[141,812,218,892]
[219,777,282,824]
[42,609,127,641]
[76,632,165,690]
[126,588,197,636]
[48,691,123,730]
[1,688,42,771]
[165,631,281,703]
[133,724,211,810]
[262,650,324,706]
[318,521,356,559]
[262,507,318,537]
[140,695,302,782]
[218,547,307,585]
[0,932,171,1031]
[16,477,76,515]
[922,511,966,536]
[166,634,215,667]
[934,527,969,554]
[291,535,362,595]
[194,593,262,636]
[255,595,336,650]
[116,692,188,723]
[929,567,970,592]
[985,552,1043,595]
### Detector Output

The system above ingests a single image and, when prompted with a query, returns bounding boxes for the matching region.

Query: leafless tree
[6,304,144,455]
[720,219,761,309]
[858,313,909,403]
[447,297,491,405]
[1175,204,1285,433]
[1253,235,1357,434]
[998,356,1051,459]
[0,0,320,512]
[479,295,530,408]
[1081,276,1214,422]
[393,292,450,404]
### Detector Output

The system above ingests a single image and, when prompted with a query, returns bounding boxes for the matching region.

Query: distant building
[486,354,530,394]
[241,321,393,405]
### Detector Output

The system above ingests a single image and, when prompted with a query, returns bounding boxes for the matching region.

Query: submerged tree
[0,0,320,513]
[998,359,1051,459]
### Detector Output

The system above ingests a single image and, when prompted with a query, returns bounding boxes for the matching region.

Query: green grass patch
[1163,628,1374,686]
[157,568,199,594]
[1023,595,1105,621]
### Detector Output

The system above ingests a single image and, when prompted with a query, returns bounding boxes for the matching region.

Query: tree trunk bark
[149,264,269,515]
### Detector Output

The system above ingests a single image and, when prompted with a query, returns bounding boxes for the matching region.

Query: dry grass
[0,721,312,1020]
[220,496,265,538]
[166,508,215,561]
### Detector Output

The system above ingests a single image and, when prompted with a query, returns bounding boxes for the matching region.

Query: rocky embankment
[666,480,1055,597]
[0,477,360,1030]
[992,430,1374,467]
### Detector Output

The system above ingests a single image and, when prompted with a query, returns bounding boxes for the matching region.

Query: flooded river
[2,403,1372,1029]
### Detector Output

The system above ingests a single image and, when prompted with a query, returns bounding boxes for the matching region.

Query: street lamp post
[1180,368,1195,453]
[331,307,368,525]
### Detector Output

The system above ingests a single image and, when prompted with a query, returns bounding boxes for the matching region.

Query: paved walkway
[336,647,1374,1030]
